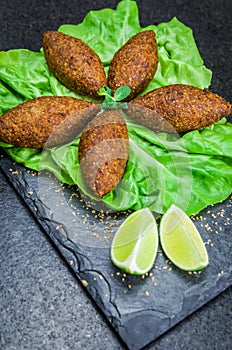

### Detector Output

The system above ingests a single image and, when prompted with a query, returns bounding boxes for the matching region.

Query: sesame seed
[81,279,88,287]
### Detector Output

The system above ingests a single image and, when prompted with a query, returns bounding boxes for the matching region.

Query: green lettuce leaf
[59,0,141,65]
[0,0,231,216]
[59,2,212,93]
[143,17,212,93]
[6,118,230,216]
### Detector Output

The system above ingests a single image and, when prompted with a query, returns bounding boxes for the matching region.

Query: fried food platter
[0,1,231,349]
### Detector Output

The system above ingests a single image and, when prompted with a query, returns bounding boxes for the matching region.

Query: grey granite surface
[0,0,231,349]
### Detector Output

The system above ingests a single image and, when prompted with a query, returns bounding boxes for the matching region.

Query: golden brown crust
[78,110,129,198]
[0,96,100,148]
[127,84,232,133]
[43,31,107,99]
[107,30,158,101]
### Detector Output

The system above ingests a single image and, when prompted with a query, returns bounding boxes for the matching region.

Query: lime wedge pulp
[160,204,209,271]
[110,208,158,275]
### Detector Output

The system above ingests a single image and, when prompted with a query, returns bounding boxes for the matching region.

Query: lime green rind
[111,226,158,275]
[110,208,159,275]
[160,204,209,271]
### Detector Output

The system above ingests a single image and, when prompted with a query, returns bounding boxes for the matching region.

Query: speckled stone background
[0,1,231,349]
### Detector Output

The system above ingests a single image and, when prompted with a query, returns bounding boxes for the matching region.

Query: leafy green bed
[0,0,231,215]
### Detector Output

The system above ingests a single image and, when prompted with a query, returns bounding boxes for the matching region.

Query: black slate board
[1,155,231,350]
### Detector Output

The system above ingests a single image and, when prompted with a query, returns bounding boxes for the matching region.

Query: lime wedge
[111,208,158,275]
[160,204,209,271]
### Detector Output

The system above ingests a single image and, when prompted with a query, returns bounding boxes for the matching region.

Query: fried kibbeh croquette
[126,84,232,133]
[78,110,129,198]
[43,31,107,99]
[107,30,158,100]
[0,96,100,148]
